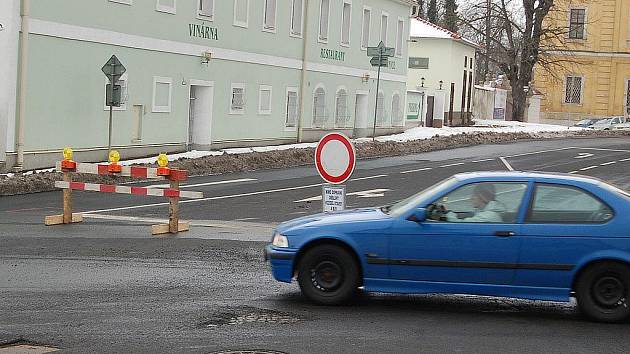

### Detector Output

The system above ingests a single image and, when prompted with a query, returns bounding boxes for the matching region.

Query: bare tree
[461,0,572,122]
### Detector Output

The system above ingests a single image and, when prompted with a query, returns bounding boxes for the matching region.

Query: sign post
[101,55,126,155]
[315,133,356,213]
[367,42,395,142]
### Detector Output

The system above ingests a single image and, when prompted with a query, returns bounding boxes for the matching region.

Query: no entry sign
[315,133,356,184]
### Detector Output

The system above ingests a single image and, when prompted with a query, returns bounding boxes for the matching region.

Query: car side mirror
[408,208,427,222]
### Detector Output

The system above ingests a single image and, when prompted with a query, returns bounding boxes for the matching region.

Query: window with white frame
[335,88,350,127]
[565,76,583,104]
[361,7,371,49]
[380,13,389,45]
[234,0,249,28]
[376,91,386,126]
[396,18,404,57]
[231,83,246,114]
[152,76,172,113]
[156,0,176,14]
[285,88,299,128]
[313,87,327,127]
[109,0,132,5]
[104,73,129,111]
[341,1,352,46]
[290,0,304,36]
[392,93,403,125]
[258,85,273,115]
[319,0,330,42]
[198,0,214,19]
[263,0,277,32]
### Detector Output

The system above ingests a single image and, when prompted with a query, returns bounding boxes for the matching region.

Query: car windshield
[577,119,590,125]
[595,119,611,125]
[384,177,458,217]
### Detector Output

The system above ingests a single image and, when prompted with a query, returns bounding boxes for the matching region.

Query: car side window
[526,184,614,224]
[428,182,528,223]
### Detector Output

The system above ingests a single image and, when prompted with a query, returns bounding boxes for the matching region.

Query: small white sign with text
[323,185,346,213]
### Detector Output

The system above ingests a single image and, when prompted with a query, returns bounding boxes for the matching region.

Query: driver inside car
[444,184,507,223]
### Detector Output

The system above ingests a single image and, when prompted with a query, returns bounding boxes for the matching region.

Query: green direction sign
[101,55,126,83]
[370,57,388,67]
[367,41,395,58]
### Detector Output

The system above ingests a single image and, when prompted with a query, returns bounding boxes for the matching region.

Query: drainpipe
[15,0,29,171]
[297,0,310,143]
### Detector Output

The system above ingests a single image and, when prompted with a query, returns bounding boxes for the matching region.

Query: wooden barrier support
[45,171,84,226]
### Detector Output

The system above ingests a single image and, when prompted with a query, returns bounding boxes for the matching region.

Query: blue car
[265,172,630,323]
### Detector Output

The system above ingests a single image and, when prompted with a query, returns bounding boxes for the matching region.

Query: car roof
[453,171,605,186]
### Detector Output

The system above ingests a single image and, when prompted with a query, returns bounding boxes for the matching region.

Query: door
[516,183,616,291]
[188,84,214,148]
[353,92,368,135]
[425,96,435,127]
[388,182,529,285]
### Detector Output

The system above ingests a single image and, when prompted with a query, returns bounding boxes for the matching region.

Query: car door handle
[495,231,516,237]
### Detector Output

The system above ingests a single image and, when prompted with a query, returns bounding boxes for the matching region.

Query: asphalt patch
[198,306,302,328]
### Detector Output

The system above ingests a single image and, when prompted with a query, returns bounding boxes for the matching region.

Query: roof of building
[409,17,482,49]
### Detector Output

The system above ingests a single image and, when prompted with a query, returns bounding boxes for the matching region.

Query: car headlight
[272,232,289,248]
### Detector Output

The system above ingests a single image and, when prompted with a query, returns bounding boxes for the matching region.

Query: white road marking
[400,167,432,174]
[83,182,324,214]
[618,157,630,162]
[503,147,573,158]
[82,214,238,228]
[499,157,515,171]
[350,174,388,181]
[580,165,599,171]
[600,161,617,166]
[440,162,465,168]
[147,178,257,189]
[575,153,594,159]
[571,147,630,153]
[569,171,579,174]
[294,189,391,203]
[471,158,495,163]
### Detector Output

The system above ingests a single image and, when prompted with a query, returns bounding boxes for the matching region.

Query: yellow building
[534,0,630,123]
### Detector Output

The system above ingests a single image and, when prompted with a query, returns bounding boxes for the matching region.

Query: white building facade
[0,0,413,171]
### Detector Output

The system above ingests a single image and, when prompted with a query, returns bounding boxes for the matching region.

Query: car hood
[277,208,391,235]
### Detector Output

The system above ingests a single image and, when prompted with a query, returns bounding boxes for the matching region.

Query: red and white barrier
[54,181,203,199]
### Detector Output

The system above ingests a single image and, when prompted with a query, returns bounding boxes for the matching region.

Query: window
[290,0,304,37]
[430,182,529,223]
[156,0,176,14]
[313,86,327,127]
[152,76,172,113]
[409,57,429,69]
[234,0,249,28]
[258,85,272,115]
[198,0,214,19]
[230,83,246,114]
[285,87,299,129]
[361,7,371,49]
[391,93,403,126]
[376,91,386,126]
[565,75,583,104]
[380,13,389,45]
[341,2,352,46]
[104,74,129,111]
[335,88,349,127]
[470,57,474,69]
[569,8,586,39]
[396,18,404,57]
[263,0,277,32]
[464,56,468,68]
[526,184,614,224]
[319,0,330,42]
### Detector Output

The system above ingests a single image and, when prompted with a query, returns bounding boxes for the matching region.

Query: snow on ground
[0,120,584,177]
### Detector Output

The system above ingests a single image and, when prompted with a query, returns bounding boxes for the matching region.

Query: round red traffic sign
[315,133,356,184]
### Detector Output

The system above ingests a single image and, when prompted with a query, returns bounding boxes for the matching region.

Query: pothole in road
[198,306,302,328]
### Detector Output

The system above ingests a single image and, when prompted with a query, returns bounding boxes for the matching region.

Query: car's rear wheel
[297,244,359,305]
[576,262,630,323]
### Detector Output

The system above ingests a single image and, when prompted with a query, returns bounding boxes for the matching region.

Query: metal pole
[108,105,113,155]
[372,51,382,142]
[15,0,30,171]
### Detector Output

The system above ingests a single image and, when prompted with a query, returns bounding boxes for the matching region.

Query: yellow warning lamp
[61,147,76,170]
[156,153,171,176]
[108,150,122,173]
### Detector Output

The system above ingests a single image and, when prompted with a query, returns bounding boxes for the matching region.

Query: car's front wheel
[297,244,360,305]
[576,262,630,323]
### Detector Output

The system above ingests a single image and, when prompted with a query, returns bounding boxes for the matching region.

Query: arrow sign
[102,55,126,83]
[370,57,388,67]
[367,41,395,57]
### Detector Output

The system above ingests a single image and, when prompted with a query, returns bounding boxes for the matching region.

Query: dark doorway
[426,96,435,127]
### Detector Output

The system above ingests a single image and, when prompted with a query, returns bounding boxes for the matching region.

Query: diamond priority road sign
[101,55,126,83]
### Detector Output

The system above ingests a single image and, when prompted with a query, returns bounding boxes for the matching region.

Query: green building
[0,0,413,171]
